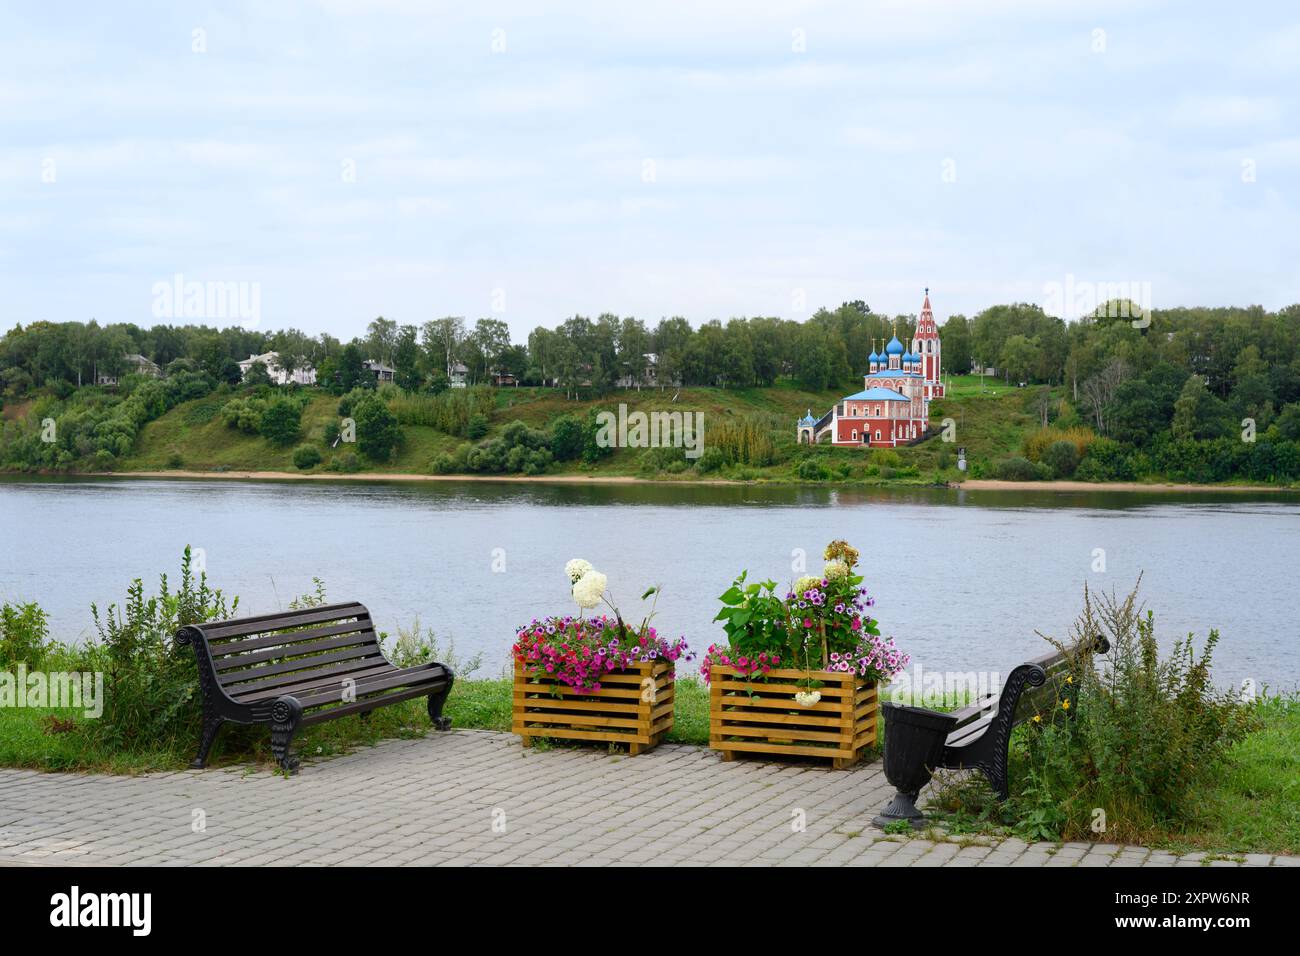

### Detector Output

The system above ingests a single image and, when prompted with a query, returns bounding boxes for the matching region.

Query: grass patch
[927,694,1300,856]
[0,674,707,774]
[1182,695,1300,855]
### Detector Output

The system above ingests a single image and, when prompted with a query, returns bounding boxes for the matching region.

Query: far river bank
[41,469,1300,494]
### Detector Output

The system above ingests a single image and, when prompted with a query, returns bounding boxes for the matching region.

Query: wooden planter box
[709,666,878,768]
[513,660,674,755]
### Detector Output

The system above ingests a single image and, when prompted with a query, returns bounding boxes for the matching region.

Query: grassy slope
[121,376,1031,483]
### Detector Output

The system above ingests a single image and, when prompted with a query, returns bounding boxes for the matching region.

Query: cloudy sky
[2,1,1297,341]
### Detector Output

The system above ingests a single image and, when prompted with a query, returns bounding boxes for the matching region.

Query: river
[1,476,1296,692]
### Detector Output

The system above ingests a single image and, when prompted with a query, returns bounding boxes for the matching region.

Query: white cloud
[1168,95,1281,129]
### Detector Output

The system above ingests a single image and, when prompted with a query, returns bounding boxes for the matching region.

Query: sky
[1,0,1298,342]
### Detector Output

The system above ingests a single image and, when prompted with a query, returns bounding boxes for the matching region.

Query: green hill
[119,375,1036,485]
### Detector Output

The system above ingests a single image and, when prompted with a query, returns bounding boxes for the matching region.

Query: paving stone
[0,729,1294,868]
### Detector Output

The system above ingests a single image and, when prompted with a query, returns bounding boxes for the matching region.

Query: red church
[798,290,944,448]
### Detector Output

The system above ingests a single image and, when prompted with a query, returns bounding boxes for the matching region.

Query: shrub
[259,397,302,446]
[221,396,265,433]
[1077,436,1135,481]
[336,387,374,418]
[464,421,552,475]
[635,446,685,476]
[466,413,489,440]
[1041,440,1080,478]
[87,548,238,752]
[549,411,611,463]
[167,450,184,469]
[796,457,831,481]
[384,618,482,676]
[329,451,360,472]
[354,395,403,462]
[696,446,727,474]
[1011,582,1254,843]
[993,456,1049,481]
[0,601,50,666]
[292,444,322,470]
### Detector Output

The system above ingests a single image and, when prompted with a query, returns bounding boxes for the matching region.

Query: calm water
[1,476,1297,692]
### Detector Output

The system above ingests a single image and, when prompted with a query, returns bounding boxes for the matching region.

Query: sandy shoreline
[24,470,1290,494]
[959,479,1298,493]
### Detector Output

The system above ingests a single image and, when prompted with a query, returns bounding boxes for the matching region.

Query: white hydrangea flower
[572,570,607,609]
[564,558,593,583]
[823,560,850,581]
[794,575,821,594]
[794,690,822,707]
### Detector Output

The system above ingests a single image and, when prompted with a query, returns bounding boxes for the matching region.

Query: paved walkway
[0,730,1295,867]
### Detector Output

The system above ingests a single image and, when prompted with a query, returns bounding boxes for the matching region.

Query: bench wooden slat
[200,602,368,641]
[208,619,374,656]
[228,661,401,703]
[291,663,449,709]
[217,644,385,687]
[213,630,379,672]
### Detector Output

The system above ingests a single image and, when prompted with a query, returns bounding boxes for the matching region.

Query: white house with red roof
[797,290,944,448]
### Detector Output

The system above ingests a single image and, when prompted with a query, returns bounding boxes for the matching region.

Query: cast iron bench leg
[270,696,303,773]
[427,670,455,731]
[192,712,225,769]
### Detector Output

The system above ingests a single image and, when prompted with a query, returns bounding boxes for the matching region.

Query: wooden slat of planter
[716,739,857,760]
[716,724,848,744]
[518,711,645,729]
[710,694,844,714]
[710,707,848,728]
[513,659,674,755]
[514,681,646,699]
[511,694,643,713]
[711,679,856,696]
[708,665,878,769]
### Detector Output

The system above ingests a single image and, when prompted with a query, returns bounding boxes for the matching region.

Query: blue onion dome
[799,409,816,425]
[868,349,880,364]
[885,335,905,355]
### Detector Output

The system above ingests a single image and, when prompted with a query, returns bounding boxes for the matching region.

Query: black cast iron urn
[872,701,958,829]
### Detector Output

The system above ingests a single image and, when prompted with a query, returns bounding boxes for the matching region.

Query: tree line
[4,300,1298,424]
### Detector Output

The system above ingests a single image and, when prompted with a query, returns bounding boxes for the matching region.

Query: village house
[363,359,395,383]
[95,353,162,387]
[616,352,667,389]
[238,351,317,386]
[448,362,469,388]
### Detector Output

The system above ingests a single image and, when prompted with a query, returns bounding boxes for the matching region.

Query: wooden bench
[176,601,454,772]
[936,637,1109,798]
[873,636,1108,827]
